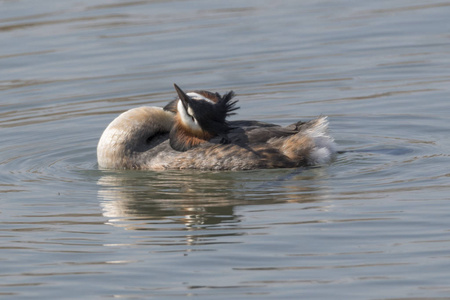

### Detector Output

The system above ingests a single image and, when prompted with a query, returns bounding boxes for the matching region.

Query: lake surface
[1,0,450,299]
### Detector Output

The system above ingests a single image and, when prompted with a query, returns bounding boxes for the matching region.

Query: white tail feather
[305,117,336,165]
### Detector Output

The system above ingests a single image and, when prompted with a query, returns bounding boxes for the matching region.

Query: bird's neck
[97,107,174,169]
[170,116,213,152]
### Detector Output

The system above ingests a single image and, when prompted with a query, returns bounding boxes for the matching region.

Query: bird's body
[97,85,336,170]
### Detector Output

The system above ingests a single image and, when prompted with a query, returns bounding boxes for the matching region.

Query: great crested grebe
[97,84,336,170]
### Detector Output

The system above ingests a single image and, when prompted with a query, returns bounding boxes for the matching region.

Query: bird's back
[136,117,335,170]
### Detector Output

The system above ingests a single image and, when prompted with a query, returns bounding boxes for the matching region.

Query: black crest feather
[218,91,239,117]
[185,89,239,136]
[169,85,241,151]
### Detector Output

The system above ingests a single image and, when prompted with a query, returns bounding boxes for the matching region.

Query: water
[1,0,450,299]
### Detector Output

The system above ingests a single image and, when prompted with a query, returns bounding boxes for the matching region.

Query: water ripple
[2,0,450,299]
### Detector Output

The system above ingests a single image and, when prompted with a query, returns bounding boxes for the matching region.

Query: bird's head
[170,83,239,151]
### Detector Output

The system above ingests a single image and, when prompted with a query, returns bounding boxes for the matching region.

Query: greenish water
[1,0,450,299]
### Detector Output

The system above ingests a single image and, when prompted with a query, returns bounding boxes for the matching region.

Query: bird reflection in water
[97,168,333,248]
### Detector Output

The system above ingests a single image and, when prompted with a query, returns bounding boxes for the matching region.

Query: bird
[97,84,336,170]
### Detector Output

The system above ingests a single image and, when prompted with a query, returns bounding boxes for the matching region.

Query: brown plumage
[97,84,336,170]
[169,113,214,151]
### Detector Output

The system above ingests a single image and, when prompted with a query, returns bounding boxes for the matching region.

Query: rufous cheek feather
[169,114,213,152]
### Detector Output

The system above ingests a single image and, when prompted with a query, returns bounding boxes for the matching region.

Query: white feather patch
[177,100,201,131]
[305,117,336,165]
[187,92,214,103]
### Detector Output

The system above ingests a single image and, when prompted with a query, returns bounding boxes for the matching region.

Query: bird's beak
[173,83,190,112]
